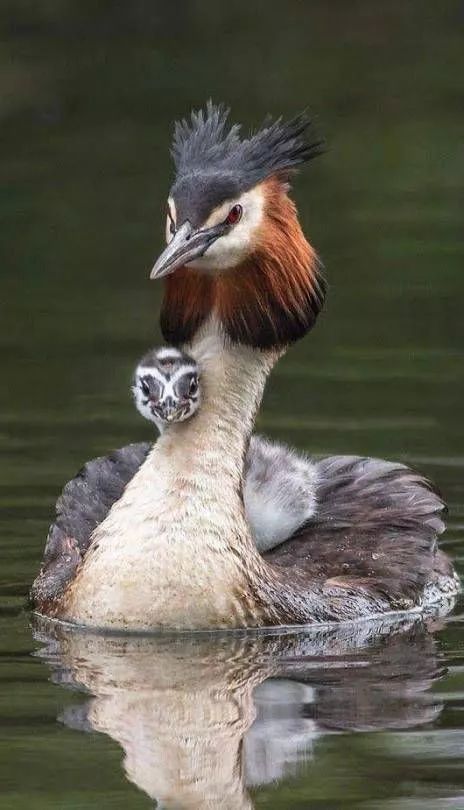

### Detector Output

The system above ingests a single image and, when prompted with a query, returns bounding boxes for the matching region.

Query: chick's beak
[150,220,224,280]
[157,396,177,422]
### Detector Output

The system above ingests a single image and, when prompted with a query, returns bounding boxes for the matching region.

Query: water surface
[1,2,463,808]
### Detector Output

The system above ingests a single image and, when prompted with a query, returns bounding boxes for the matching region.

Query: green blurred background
[0,2,463,808]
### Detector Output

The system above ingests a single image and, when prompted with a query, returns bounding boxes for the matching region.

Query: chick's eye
[189,376,198,396]
[140,379,150,397]
[226,204,242,226]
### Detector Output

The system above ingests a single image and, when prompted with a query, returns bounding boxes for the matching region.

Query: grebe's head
[150,102,326,351]
[132,347,200,431]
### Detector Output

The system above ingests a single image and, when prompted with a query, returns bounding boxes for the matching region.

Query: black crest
[170,102,324,225]
[171,101,324,187]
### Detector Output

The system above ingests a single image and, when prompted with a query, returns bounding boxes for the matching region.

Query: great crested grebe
[32,103,459,629]
[132,346,317,552]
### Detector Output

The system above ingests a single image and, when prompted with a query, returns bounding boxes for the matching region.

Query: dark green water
[1,2,464,808]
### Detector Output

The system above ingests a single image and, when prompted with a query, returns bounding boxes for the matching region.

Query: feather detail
[160,267,214,346]
[171,101,324,188]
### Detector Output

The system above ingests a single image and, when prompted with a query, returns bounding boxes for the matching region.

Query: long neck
[169,324,278,505]
[66,320,282,629]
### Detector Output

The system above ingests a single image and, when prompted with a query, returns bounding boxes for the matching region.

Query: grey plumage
[244,436,318,552]
[32,443,151,606]
[314,455,446,535]
[171,102,241,178]
[172,101,324,186]
[267,455,455,615]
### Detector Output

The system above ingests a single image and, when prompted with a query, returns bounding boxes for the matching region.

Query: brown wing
[31,442,152,612]
[265,455,452,613]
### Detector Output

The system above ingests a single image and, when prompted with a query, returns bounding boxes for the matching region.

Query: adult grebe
[31,103,459,629]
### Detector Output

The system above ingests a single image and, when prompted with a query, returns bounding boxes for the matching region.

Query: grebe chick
[132,348,317,552]
[132,347,200,432]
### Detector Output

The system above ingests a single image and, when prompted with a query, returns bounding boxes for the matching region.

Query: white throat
[65,319,279,630]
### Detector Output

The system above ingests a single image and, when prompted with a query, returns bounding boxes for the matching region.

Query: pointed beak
[158,396,177,422]
[149,220,224,280]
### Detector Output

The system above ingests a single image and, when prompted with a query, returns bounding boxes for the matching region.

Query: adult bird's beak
[150,220,224,280]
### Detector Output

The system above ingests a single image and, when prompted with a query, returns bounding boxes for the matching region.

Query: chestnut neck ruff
[160,180,325,350]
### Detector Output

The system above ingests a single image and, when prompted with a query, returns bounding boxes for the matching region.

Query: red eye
[226,204,242,226]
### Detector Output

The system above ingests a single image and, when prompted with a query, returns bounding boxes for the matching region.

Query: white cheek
[189,187,265,271]
[199,222,251,269]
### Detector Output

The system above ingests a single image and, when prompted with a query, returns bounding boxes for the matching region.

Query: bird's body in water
[132,347,317,553]
[31,103,460,630]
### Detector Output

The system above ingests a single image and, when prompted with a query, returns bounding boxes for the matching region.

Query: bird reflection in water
[32,610,453,810]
